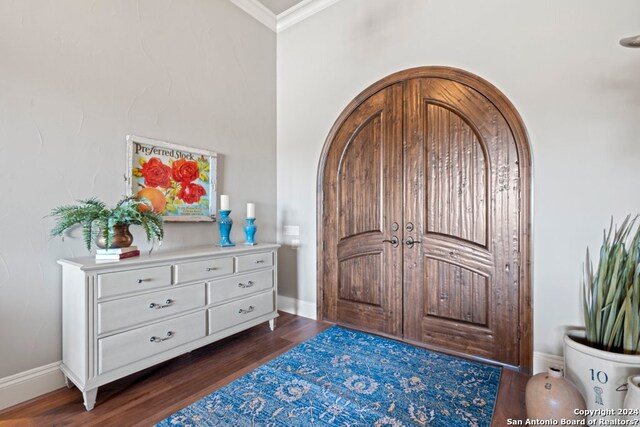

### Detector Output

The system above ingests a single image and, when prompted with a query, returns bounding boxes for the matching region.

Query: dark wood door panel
[417,78,504,141]
[424,257,489,326]
[404,76,522,367]
[338,251,384,307]
[422,234,494,276]
[338,113,383,239]
[417,316,497,361]
[320,83,404,336]
[425,103,488,247]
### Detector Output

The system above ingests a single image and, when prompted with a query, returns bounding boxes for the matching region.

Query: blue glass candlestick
[218,210,235,247]
[244,218,257,246]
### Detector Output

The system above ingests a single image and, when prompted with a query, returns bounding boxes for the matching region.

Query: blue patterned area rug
[157,326,501,427]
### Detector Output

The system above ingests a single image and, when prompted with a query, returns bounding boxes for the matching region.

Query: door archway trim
[316,66,532,372]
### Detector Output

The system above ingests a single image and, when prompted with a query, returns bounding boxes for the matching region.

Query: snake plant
[49,196,164,251]
[583,215,640,354]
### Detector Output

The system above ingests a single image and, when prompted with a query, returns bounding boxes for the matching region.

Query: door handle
[382,236,400,248]
[404,236,421,248]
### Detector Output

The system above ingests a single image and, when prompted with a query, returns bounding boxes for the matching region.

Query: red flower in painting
[178,182,207,204]
[141,157,171,188]
[171,158,200,183]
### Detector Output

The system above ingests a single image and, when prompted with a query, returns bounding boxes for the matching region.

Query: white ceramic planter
[564,331,640,419]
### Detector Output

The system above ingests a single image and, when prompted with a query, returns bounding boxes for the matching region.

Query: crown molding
[277,0,342,33]
[229,0,277,32]
[228,0,342,33]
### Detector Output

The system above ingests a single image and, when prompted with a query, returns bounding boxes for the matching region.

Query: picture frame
[126,135,217,222]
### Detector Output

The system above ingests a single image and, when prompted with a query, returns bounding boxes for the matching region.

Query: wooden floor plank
[0,312,527,426]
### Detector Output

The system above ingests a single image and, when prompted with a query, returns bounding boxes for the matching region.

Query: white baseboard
[533,351,564,375]
[278,295,317,320]
[0,362,66,411]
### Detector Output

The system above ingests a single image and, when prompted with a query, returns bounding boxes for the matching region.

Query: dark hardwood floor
[0,312,528,426]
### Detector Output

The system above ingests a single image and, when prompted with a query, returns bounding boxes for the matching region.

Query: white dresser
[58,244,279,410]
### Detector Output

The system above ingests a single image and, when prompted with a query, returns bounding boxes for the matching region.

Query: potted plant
[49,196,164,251]
[564,215,640,415]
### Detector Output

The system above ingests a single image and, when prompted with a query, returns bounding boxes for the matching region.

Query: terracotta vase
[95,224,134,249]
[526,367,586,421]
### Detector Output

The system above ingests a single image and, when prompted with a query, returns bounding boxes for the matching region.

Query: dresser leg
[269,318,276,331]
[82,388,98,411]
[63,374,73,389]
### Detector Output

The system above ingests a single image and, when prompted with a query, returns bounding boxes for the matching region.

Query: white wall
[0,0,276,380]
[277,0,640,357]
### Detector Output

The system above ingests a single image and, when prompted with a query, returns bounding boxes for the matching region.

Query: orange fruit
[137,187,167,214]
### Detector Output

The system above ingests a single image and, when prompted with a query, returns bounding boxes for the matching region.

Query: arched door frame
[316,66,533,372]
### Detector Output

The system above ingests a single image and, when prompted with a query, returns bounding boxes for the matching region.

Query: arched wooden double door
[317,67,532,371]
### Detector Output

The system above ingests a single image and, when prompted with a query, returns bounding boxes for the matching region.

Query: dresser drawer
[174,257,234,284]
[208,291,274,335]
[236,252,273,272]
[97,265,172,299]
[98,311,205,374]
[98,284,205,335]
[207,270,273,306]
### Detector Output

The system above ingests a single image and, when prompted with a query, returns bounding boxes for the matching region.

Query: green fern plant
[583,215,640,354]
[49,196,164,251]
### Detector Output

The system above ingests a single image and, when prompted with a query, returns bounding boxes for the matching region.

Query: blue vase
[244,218,257,246]
[218,210,235,247]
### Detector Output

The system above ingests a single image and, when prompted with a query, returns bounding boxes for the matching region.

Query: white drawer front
[98,311,205,374]
[175,257,233,284]
[98,284,205,335]
[236,252,273,272]
[207,270,273,306]
[97,265,172,299]
[208,291,274,335]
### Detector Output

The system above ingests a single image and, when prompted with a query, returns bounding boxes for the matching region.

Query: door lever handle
[382,237,400,248]
[404,236,421,248]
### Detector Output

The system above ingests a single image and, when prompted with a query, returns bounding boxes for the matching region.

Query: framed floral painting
[126,135,217,222]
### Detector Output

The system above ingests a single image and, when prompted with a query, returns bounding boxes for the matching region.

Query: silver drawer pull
[137,278,151,284]
[255,260,265,264]
[149,299,173,309]
[206,267,218,271]
[238,281,255,288]
[238,306,255,314]
[150,331,173,342]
